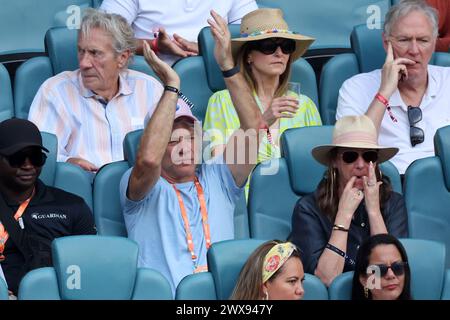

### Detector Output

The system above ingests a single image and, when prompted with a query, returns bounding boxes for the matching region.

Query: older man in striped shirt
[28,9,163,172]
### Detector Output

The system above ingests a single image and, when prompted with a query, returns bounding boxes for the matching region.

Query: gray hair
[384,0,438,38]
[80,8,136,66]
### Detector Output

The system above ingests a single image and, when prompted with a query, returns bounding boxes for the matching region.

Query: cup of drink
[287,82,301,98]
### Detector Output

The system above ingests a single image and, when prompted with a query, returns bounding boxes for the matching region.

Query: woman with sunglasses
[203,8,321,195]
[230,240,305,300]
[352,233,411,300]
[290,115,408,286]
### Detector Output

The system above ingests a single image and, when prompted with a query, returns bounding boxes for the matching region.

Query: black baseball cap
[0,118,49,156]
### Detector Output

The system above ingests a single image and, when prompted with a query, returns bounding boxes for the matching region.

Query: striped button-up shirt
[28,69,163,168]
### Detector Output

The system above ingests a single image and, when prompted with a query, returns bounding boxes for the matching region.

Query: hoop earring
[329,167,337,199]
[377,166,383,180]
[364,286,369,299]
[263,291,269,300]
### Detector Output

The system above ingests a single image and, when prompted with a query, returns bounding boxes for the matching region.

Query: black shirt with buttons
[0,179,96,295]
[289,189,408,274]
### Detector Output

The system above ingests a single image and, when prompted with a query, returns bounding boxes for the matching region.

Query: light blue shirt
[120,156,243,295]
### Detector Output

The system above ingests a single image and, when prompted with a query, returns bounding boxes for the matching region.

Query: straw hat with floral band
[231,8,315,61]
[312,115,398,166]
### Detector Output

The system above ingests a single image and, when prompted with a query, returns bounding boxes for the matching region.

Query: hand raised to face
[379,41,416,98]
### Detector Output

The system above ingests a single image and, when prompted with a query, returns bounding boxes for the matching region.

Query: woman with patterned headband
[203,8,322,196]
[230,240,305,300]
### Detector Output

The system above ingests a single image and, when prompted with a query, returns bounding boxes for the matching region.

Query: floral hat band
[262,242,297,283]
[240,28,298,38]
[231,8,315,61]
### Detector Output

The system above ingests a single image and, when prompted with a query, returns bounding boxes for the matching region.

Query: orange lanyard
[0,189,35,261]
[172,177,211,271]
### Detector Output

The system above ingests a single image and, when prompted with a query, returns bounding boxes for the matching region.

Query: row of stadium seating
[2,22,450,128]
[1,235,449,300]
[21,121,450,271]
[0,0,403,61]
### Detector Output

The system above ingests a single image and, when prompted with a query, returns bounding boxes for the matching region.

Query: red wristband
[375,93,397,123]
[151,38,159,54]
[375,93,389,107]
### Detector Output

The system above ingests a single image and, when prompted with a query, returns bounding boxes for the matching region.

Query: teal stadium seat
[40,132,93,211]
[0,0,95,58]
[404,125,450,267]
[0,278,8,300]
[248,125,401,240]
[320,24,450,124]
[18,235,172,300]
[93,161,129,236]
[0,63,13,121]
[176,239,328,300]
[256,0,392,55]
[14,27,158,119]
[92,128,140,236]
[329,238,450,300]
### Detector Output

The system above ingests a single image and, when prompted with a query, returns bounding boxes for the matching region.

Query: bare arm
[207,10,265,187]
[363,162,388,235]
[127,41,180,201]
[315,177,364,286]
[366,41,415,133]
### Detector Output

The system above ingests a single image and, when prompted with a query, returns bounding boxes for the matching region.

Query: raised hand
[262,96,299,126]
[362,161,383,214]
[379,42,416,98]
[337,176,364,220]
[207,10,234,71]
[143,40,180,87]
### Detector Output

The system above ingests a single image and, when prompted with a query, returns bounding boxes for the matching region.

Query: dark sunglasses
[369,261,408,277]
[2,150,47,168]
[250,38,296,55]
[408,106,424,147]
[341,150,378,164]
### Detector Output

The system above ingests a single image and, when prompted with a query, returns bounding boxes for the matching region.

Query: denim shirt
[289,187,408,274]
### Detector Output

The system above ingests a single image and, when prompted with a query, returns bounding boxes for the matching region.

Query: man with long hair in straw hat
[204,8,322,196]
[289,115,408,286]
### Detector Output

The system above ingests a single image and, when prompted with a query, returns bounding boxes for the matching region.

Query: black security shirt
[0,179,96,295]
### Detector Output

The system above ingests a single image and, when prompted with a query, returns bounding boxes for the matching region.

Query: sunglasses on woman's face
[1,150,47,168]
[251,38,296,55]
[341,150,378,164]
[369,261,408,277]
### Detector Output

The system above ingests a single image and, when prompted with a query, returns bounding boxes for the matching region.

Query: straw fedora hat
[231,8,315,61]
[312,115,399,166]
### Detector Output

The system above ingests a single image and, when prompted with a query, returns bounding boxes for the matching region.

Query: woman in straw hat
[203,8,322,195]
[230,240,305,300]
[289,115,408,286]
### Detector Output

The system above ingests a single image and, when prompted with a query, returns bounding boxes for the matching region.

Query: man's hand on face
[379,41,416,98]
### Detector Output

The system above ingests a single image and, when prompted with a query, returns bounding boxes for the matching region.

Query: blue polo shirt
[120,156,243,295]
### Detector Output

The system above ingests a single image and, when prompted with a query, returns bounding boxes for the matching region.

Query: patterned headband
[262,242,297,283]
